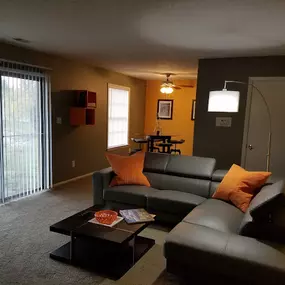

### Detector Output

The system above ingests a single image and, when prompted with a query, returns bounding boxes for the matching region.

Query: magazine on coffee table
[88,216,124,228]
[119,209,155,224]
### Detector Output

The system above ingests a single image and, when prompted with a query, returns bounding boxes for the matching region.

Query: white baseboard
[52,171,94,188]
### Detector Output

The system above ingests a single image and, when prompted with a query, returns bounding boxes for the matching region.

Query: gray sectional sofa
[92,152,285,284]
[93,152,217,223]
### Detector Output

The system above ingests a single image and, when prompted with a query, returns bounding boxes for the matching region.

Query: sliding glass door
[0,60,52,203]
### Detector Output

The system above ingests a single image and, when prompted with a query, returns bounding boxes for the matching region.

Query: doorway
[0,60,52,203]
[242,77,285,179]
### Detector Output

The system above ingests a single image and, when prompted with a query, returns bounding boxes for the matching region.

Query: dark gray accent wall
[0,42,146,184]
[193,56,285,169]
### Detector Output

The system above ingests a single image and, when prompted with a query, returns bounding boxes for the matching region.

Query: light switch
[216,117,232,127]
[56,117,62,124]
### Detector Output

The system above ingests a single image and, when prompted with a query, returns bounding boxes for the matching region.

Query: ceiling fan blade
[153,72,177,76]
[176,84,195,88]
[172,85,182,90]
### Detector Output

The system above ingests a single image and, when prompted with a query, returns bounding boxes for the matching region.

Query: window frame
[107,83,130,150]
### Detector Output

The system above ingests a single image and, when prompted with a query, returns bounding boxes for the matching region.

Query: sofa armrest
[92,167,114,205]
[165,222,285,284]
[212,169,228,182]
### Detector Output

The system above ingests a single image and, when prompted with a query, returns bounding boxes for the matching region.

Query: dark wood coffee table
[49,205,155,279]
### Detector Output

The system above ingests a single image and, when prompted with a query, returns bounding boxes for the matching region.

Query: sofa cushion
[212,164,271,212]
[209,181,220,197]
[165,155,216,179]
[144,172,211,198]
[165,222,232,264]
[143,152,170,173]
[183,199,244,234]
[147,190,206,215]
[212,169,228,182]
[249,180,285,221]
[103,185,157,207]
[106,152,150,187]
[165,222,285,285]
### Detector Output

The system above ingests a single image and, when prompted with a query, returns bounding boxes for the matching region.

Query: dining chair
[157,141,173,154]
[169,139,185,155]
[130,138,148,154]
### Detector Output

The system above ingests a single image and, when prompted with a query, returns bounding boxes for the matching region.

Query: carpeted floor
[0,177,171,285]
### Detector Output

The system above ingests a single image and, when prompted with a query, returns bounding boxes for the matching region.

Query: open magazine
[119,209,155,224]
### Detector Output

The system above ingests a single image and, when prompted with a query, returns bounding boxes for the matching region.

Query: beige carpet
[118,226,171,285]
[0,177,174,285]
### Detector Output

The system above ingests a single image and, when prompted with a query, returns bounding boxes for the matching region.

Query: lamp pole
[224,80,272,172]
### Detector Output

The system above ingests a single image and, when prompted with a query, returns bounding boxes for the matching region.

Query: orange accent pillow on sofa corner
[106,152,150,187]
[212,164,271,212]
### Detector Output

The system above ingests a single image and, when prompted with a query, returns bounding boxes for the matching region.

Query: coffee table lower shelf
[50,236,155,279]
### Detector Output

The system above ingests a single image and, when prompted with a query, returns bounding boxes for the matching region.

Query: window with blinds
[0,59,52,203]
[107,84,130,149]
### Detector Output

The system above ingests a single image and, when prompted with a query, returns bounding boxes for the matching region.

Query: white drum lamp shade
[208,90,240,112]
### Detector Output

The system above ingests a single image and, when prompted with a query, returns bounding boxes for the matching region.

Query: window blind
[107,85,130,149]
[0,59,52,203]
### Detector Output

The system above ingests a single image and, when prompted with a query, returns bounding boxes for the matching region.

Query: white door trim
[241,81,253,168]
[241,77,285,168]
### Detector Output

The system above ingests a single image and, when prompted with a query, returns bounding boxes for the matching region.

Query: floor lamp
[208,80,272,172]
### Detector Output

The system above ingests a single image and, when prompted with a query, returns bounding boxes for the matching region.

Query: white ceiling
[1,0,285,79]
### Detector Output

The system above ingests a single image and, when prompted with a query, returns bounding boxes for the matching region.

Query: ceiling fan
[160,73,194,94]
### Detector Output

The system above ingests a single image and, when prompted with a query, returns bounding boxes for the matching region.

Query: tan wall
[144,80,196,155]
[0,42,146,183]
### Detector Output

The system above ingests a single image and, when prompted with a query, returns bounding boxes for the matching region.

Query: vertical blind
[0,60,52,203]
[107,84,130,149]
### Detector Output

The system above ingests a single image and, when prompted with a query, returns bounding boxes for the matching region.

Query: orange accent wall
[144,79,197,155]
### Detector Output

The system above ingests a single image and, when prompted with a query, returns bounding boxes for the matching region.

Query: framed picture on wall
[191,99,196,120]
[157,99,173,120]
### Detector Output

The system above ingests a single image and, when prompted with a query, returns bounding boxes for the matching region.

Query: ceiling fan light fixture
[160,86,173,94]
[167,87,173,94]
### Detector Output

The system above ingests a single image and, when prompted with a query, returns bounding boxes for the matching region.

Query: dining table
[145,134,178,153]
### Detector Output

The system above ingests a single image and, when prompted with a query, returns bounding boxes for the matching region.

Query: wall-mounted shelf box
[70,90,96,126]
[77,90,96,108]
[70,107,95,126]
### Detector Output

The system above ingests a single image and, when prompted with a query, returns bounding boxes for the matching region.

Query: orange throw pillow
[212,164,271,212]
[106,152,150,187]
